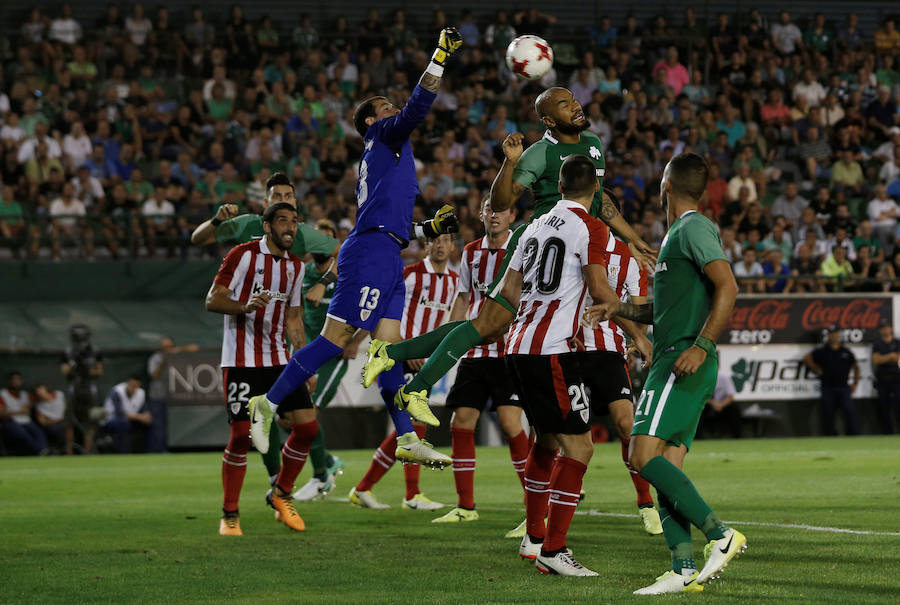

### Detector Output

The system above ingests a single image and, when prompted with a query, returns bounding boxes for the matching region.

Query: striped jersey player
[206,202,315,536]
[500,155,650,576]
[432,198,533,525]
[573,227,662,536]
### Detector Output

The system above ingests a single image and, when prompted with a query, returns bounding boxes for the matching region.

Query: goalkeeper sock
[657,492,695,573]
[378,363,414,436]
[639,456,726,541]
[405,321,483,393]
[268,336,342,405]
[386,320,465,362]
[309,429,328,478]
[261,427,283,479]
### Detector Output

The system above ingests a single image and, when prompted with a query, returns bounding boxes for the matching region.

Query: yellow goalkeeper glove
[417,204,460,239]
[432,27,463,67]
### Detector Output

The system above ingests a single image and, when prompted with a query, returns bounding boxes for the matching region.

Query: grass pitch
[1,436,899,604]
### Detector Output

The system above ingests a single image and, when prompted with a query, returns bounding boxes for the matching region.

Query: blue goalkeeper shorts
[326,231,406,332]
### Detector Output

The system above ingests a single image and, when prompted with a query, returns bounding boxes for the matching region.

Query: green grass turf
[1,436,899,605]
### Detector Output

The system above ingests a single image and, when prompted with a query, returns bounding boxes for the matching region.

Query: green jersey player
[363,87,655,423]
[585,153,747,595]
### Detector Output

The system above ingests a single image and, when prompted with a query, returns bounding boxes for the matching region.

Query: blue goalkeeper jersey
[352,85,436,246]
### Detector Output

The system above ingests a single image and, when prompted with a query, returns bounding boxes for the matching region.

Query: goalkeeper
[246,28,465,513]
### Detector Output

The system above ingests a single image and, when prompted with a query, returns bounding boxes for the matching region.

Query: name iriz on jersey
[251,281,290,302]
[534,214,566,231]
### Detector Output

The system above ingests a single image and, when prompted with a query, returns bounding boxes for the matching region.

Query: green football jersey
[215,214,338,258]
[512,130,606,219]
[652,211,728,356]
[301,262,336,340]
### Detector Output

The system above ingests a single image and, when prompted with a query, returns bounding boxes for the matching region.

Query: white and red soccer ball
[505,35,554,81]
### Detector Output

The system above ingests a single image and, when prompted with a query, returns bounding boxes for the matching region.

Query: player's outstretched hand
[215,203,239,222]
[673,345,706,378]
[243,291,272,314]
[431,204,460,235]
[628,241,658,274]
[583,302,618,327]
[305,282,326,307]
[501,133,525,163]
[629,335,653,368]
[434,27,464,65]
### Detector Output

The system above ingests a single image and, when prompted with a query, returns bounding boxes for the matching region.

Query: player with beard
[363,87,656,427]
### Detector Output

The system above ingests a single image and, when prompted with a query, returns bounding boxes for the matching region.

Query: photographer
[60,324,104,455]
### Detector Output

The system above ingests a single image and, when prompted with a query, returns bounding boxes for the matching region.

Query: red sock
[544,456,587,553]
[402,424,428,500]
[356,431,397,492]
[450,427,476,508]
[622,439,653,507]
[274,420,318,493]
[506,430,530,489]
[222,421,251,512]
[524,444,555,540]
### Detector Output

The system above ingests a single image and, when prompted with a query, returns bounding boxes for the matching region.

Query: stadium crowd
[0,5,899,292]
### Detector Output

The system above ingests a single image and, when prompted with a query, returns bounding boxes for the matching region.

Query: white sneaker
[348,487,390,509]
[697,528,747,583]
[535,551,598,577]
[402,493,444,510]
[518,534,541,561]
[505,518,527,539]
[293,478,326,502]
[633,570,703,594]
[247,394,274,454]
[395,433,452,469]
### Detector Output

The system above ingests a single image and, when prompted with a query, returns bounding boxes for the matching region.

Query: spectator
[61,324,103,455]
[1,371,47,455]
[803,326,861,435]
[852,245,888,292]
[874,17,900,56]
[798,126,832,182]
[651,47,690,96]
[101,377,151,453]
[871,321,900,433]
[792,243,825,293]
[867,86,899,141]
[762,219,794,259]
[820,245,855,287]
[771,182,809,230]
[33,383,67,452]
[0,185,26,254]
[48,3,83,48]
[700,365,741,439]
[720,226,743,263]
[826,226,857,260]
[795,227,828,262]
[727,163,758,203]
[830,148,866,197]
[49,182,92,260]
[733,247,765,293]
[771,10,803,57]
[793,68,827,107]
[704,162,728,217]
[853,220,884,262]
[761,248,794,293]
[826,202,858,237]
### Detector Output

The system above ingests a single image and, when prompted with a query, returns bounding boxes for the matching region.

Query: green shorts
[485,223,527,314]
[632,347,717,450]
[311,356,349,408]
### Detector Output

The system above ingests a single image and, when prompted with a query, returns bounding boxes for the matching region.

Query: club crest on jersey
[360,309,371,321]
[589,146,602,160]
[608,265,619,279]
[580,408,590,423]
[230,402,241,415]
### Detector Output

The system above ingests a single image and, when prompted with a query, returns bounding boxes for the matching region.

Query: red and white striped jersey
[401,258,460,339]
[506,200,609,355]
[214,238,304,368]
[575,233,649,354]
[458,231,512,358]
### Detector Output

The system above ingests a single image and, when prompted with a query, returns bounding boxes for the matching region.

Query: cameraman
[60,324,104,454]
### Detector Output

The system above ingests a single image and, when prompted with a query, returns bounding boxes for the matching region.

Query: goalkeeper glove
[432,27,463,67]
[416,204,460,239]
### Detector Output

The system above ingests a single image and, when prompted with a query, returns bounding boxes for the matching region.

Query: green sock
[262,428,283,479]
[639,456,726,541]
[658,492,695,572]
[405,321,484,393]
[309,429,328,478]
[386,320,466,362]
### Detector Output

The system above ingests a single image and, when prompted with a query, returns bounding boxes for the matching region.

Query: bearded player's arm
[490,133,530,212]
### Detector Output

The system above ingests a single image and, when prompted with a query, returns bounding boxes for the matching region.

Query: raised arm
[490,133,527,212]
[191,203,239,245]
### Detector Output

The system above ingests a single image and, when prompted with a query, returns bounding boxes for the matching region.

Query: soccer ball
[505,35,554,81]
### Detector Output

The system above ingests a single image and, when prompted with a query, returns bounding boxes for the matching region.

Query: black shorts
[506,352,591,436]
[402,361,419,384]
[580,350,634,416]
[446,357,520,412]
[223,366,312,423]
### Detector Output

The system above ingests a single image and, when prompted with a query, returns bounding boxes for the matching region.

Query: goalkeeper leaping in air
[246,29,464,495]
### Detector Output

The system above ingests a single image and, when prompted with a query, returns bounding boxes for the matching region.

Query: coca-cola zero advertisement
[724,295,891,345]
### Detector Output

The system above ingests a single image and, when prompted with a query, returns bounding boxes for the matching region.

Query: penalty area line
[476,506,900,537]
